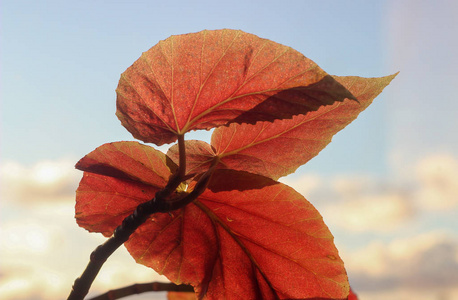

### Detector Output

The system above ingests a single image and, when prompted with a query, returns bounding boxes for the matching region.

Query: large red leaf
[169,74,396,180]
[124,170,348,299]
[75,141,174,236]
[116,29,355,145]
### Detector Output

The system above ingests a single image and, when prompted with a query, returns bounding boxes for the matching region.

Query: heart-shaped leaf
[169,74,397,180]
[116,29,355,145]
[75,141,174,236]
[124,170,348,299]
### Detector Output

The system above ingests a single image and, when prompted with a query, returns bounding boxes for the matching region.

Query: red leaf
[75,141,175,185]
[124,170,349,299]
[116,29,355,145]
[207,74,398,180]
[75,141,174,236]
[166,75,396,180]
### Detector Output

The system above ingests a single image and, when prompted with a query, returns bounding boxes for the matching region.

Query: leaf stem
[155,134,186,200]
[178,134,186,178]
[67,196,168,300]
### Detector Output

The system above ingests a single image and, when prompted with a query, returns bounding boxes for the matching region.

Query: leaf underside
[168,74,397,180]
[116,29,355,146]
[75,141,175,236]
[77,168,349,299]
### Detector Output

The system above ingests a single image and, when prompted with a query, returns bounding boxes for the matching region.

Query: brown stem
[67,195,170,300]
[67,137,219,300]
[88,282,194,300]
[156,134,186,199]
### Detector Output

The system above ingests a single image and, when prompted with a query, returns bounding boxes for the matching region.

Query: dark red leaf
[116,29,354,145]
[172,74,397,180]
[125,170,349,299]
[76,173,158,237]
[75,141,174,236]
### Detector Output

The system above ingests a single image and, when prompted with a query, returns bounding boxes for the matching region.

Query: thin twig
[156,134,187,199]
[67,194,169,300]
[88,282,194,300]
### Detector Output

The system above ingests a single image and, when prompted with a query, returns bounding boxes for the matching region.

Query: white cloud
[1,152,457,299]
[279,173,323,197]
[323,192,414,233]
[356,287,458,300]
[323,174,415,232]
[283,153,458,233]
[342,230,458,293]
[0,160,170,300]
[415,153,458,210]
[281,153,458,298]
[282,173,415,232]
[0,200,169,300]
[0,159,80,205]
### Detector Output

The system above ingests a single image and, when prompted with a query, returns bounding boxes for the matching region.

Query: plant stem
[156,134,187,199]
[67,136,189,300]
[67,195,167,300]
[178,134,186,178]
[88,282,194,300]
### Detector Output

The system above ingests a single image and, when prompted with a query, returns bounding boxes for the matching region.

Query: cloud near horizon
[282,153,458,233]
[342,230,458,300]
[0,201,168,300]
[281,153,458,298]
[1,152,457,299]
[1,159,80,205]
[344,230,458,290]
[0,159,168,300]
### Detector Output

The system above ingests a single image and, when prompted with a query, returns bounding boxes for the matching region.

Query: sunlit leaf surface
[116,29,354,145]
[125,170,348,299]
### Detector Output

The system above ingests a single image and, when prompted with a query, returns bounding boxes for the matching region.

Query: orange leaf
[125,170,349,299]
[207,74,397,180]
[166,75,396,180]
[116,29,354,145]
[75,141,174,236]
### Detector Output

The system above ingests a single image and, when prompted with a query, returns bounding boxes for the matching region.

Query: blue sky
[1,1,457,299]
[1,0,390,175]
